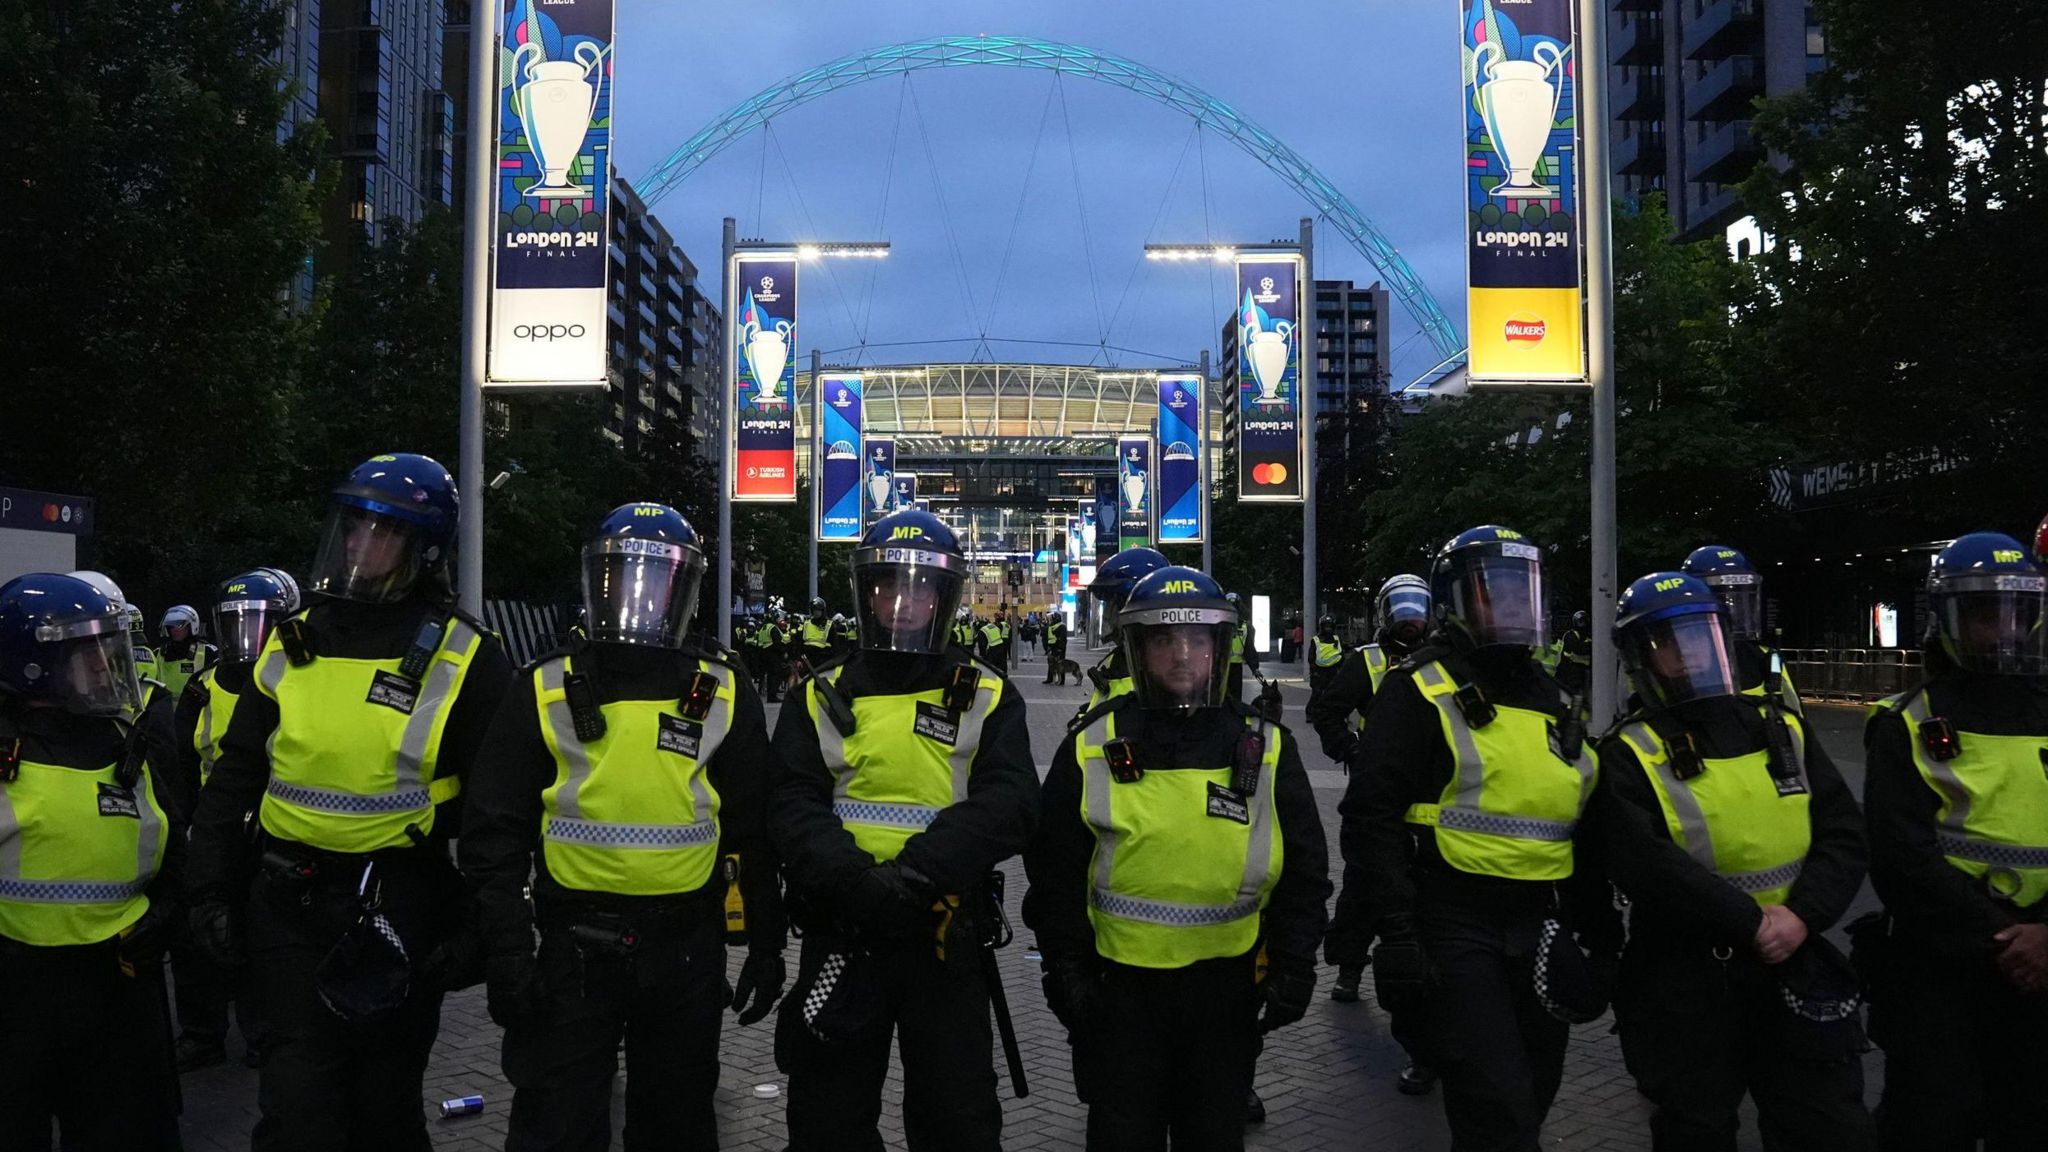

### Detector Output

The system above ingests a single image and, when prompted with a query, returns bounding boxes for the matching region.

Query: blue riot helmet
[582,503,705,648]
[1375,573,1432,648]
[213,569,302,664]
[1615,572,1738,709]
[1431,526,1549,651]
[1927,532,2048,676]
[1681,545,1763,642]
[0,573,142,717]
[308,452,460,603]
[851,510,968,654]
[1087,546,1169,642]
[1120,567,1236,713]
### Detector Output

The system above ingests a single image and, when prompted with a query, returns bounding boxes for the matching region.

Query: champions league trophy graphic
[1472,36,1566,198]
[866,448,893,515]
[1239,286,1295,406]
[510,19,608,201]
[1121,451,1148,514]
[739,284,792,406]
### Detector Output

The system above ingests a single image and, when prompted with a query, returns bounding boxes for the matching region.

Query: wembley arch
[636,34,1464,363]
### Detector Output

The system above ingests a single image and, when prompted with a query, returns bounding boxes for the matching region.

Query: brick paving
[176,651,1883,1150]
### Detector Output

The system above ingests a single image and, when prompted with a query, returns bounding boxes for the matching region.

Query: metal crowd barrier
[1779,647,1922,703]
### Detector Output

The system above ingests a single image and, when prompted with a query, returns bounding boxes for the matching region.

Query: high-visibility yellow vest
[159,644,213,700]
[981,623,1005,650]
[1362,644,1393,693]
[1740,647,1804,714]
[1402,660,1598,881]
[1083,653,1134,715]
[192,667,241,787]
[1883,688,2048,907]
[802,620,832,651]
[0,752,168,946]
[1616,707,1812,906]
[1074,709,1283,968]
[533,653,733,896]
[132,644,160,685]
[1313,638,1344,668]
[1229,626,1247,666]
[253,614,481,853]
[808,661,1002,863]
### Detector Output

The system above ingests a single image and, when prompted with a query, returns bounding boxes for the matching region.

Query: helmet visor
[582,538,705,648]
[853,561,965,654]
[1621,611,1739,709]
[214,599,283,663]
[1446,554,1548,649]
[1123,619,1232,711]
[48,632,142,717]
[1936,577,2048,675]
[310,505,423,603]
[1702,574,1763,640]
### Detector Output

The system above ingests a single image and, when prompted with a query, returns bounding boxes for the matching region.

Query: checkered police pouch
[1533,917,1608,1025]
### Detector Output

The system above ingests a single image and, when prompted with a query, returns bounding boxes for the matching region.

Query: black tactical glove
[189,899,242,967]
[1258,957,1317,1033]
[485,952,545,1028]
[844,861,935,943]
[118,899,178,971]
[729,949,787,1026]
[1371,913,1430,1014]
[420,920,486,993]
[1040,953,1105,1034]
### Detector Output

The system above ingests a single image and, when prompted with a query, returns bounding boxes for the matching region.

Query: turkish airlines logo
[1503,316,1547,344]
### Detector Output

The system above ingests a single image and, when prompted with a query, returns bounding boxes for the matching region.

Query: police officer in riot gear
[70,571,179,787]
[1224,591,1260,703]
[185,452,512,1152]
[1309,615,1345,691]
[0,573,184,1150]
[801,597,834,669]
[1343,526,1618,1151]
[1595,572,1872,1150]
[1078,547,1170,717]
[1862,532,2048,1152]
[1043,608,1070,685]
[769,509,1039,1151]
[461,503,785,1149]
[1310,572,1439,1091]
[1682,546,1802,712]
[167,567,299,1071]
[1025,566,1330,1147]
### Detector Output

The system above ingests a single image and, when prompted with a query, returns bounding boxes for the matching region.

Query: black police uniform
[1555,628,1591,697]
[461,639,784,1150]
[769,649,1039,1152]
[1594,697,1872,1151]
[186,598,511,1152]
[168,661,259,1061]
[1043,616,1069,684]
[0,705,185,1151]
[1024,697,1330,1148]
[1862,670,2048,1152]
[1343,646,1620,1152]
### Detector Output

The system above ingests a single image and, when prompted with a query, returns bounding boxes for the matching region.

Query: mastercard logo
[1250,462,1289,485]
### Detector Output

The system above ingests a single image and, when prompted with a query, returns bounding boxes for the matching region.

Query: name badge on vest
[97,782,141,819]
[912,701,960,746]
[1206,782,1250,825]
[366,670,419,714]
[657,713,703,759]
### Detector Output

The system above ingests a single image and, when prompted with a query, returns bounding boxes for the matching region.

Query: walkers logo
[1504,315,1547,344]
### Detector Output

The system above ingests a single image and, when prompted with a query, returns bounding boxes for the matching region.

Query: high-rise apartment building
[606,179,723,465]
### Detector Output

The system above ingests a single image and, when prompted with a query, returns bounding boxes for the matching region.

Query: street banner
[1155,374,1203,543]
[1462,0,1587,384]
[487,0,615,388]
[894,474,918,509]
[1092,476,1120,566]
[816,373,864,541]
[731,255,798,500]
[1234,256,1304,501]
[863,438,896,524]
[1117,437,1153,551]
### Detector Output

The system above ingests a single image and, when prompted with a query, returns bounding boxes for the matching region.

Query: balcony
[608,243,626,268]
[1682,0,1760,62]
[1614,0,1659,10]
[1612,13,1663,67]
[1685,56,1760,122]
[1613,127,1667,176]
[1612,69,1665,122]
[1686,120,1760,183]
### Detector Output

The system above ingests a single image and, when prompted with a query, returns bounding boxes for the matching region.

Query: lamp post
[717,222,889,646]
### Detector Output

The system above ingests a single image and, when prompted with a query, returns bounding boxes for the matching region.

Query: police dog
[1044,655,1084,685]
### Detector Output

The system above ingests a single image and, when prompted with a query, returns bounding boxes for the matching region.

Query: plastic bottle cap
[753,1083,781,1099]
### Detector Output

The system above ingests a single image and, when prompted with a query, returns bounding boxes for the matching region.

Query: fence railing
[1778,647,1922,703]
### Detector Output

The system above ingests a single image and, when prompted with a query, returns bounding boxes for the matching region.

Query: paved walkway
[178,651,1882,1150]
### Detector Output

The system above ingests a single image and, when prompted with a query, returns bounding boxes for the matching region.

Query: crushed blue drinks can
[440,1096,485,1117]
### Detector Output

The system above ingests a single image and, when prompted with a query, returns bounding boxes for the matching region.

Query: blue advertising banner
[1092,475,1120,566]
[1235,256,1304,501]
[488,0,614,387]
[816,374,863,541]
[864,438,897,524]
[1116,437,1153,552]
[732,256,797,501]
[894,474,918,509]
[1155,374,1203,543]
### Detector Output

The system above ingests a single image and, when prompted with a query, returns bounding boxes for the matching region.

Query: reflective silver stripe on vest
[1901,692,1977,843]
[818,664,996,813]
[398,622,479,793]
[198,678,218,773]
[544,816,718,849]
[1936,834,2048,870]
[536,655,722,827]
[1724,860,1806,893]
[831,801,941,829]
[1414,661,1594,840]
[0,761,163,904]
[266,778,432,814]
[1079,712,1278,928]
